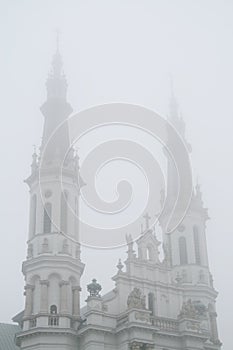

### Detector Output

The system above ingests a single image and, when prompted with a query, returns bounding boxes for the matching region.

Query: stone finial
[117,259,123,273]
[143,212,151,231]
[87,278,102,298]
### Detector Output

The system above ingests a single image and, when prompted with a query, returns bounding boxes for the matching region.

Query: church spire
[46,33,68,101]
[168,76,186,139]
[40,36,73,163]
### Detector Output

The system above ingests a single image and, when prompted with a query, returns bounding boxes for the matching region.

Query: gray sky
[0,1,233,349]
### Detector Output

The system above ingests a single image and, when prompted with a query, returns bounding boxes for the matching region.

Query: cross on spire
[143,212,151,230]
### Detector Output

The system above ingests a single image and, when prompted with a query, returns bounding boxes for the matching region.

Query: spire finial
[143,212,151,230]
[45,31,67,100]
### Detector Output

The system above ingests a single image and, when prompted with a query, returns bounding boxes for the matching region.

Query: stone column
[72,286,81,316]
[209,311,219,344]
[24,284,34,316]
[60,281,69,314]
[40,280,49,313]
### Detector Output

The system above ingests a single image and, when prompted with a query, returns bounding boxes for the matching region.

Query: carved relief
[129,342,154,350]
[179,299,198,319]
[135,311,150,323]
[179,299,207,319]
[127,288,146,310]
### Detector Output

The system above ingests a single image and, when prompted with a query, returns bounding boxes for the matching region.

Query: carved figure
[127,288,146,310]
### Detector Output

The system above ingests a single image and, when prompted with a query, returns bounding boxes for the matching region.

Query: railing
[116,313,179,332]
[151,317,179,331]
[48,315,59,326]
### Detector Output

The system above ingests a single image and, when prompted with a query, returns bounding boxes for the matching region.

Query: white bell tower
[15,45,85,350]
[160,86,221,345]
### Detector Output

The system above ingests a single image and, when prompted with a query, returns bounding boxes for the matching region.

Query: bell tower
[15,44,85,350]
[161,86,211,284]
[160,86,221,346]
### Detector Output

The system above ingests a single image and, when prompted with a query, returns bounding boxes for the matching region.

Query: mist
[0,1,233,349]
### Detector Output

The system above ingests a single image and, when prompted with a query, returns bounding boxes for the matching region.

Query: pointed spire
[46,32,67,100]
[167,75,192,151]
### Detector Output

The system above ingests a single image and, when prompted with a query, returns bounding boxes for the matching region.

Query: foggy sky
[0,1,233,349]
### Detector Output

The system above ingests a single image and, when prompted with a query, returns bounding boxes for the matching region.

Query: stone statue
[127,288,146,310]
[193,300,207,317]
[179,299,198,319]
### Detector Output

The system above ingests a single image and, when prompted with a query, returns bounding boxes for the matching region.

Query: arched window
[30,194,37,236]
[193,226,201,265]
[148,292,155,316]
[60,191,68,234]
[48,304,59,326]
[179,236,188,265]
[50,305,57,314]
[43,202,52,233]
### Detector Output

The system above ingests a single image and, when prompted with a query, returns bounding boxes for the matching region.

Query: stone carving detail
[129,342,154,350]
[186,320,201,331]
[127,288,146,310]
[87,278,102,298]
[193,300,207,317]
[135,311,150,323]
[179,299,207,319]
[179,299,197,319]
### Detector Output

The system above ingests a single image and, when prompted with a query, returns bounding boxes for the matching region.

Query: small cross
[143,212,151,230]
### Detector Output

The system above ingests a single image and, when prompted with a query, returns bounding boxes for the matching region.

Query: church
[0,46,222,350]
